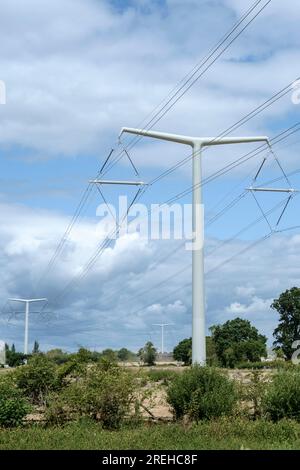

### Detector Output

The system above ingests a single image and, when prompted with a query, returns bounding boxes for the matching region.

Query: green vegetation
[2,287,300,450]
[45,360,140,429]
[14,355,59,405]
[211,318,267,367]
[138,341,157,366]
[173,338,192,365]
[263,370,300,421]
[173,337,218,366]
[1,418,300,450]
[272,287,300,360]
[4,344,26,367]
[0,375,30,428]
[147,368,178,384]
[167,366,237,420]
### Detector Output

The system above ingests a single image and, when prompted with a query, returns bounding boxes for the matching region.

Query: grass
[1,418,300,450]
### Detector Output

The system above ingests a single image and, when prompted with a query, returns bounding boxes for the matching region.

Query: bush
[45,361,139,429]
[263,371,300,421]
[235,360,293,370]
[0,376,30,427]
[147,369,178,384]
[14,354,58,404]
[167,366,237,421]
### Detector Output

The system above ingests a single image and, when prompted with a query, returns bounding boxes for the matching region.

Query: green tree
[14,354,57,404]
[138,341,157,366]
[211,318,267,367]
[173,338,192,365]
[101,349,117,362]
[46,349,69,365]
[272,287,300,360]
[5,344,26,367]
[32,340,40,354]
[117,348,132,362]
[206,336,219,366]
[173,337,219,366]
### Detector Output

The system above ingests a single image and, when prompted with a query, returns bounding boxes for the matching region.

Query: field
[1,418,300,450]
[1,360,300,450]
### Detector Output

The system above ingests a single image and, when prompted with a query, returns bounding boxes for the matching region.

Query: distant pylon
[8,298,47,354]
[153,323,172,354]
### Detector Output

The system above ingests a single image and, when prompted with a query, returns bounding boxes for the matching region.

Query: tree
[46,349,69,365]
[5,344,26,367]
[33,340,40,354]
[173,337,219,366]
[211,318,267,367]
[138,341,157,366]
[272,287,300,360]
[117,348,132,362]
[101,349,117,362]
[173,338,192,365]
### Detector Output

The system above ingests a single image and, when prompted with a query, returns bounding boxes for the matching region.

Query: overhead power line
[105,0,273,174]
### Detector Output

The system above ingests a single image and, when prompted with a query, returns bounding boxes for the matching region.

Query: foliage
[69,347,101,364]
[167,366,237,421]
[1,418,300,450]
[5,344,26,367]
[101,349,117,362]
[147,369,178,384]
[173,338,192,365]
[240,371,269,419]
[45,361,138,429]
[117,348,135,362]
[32,340,40,354]
[263,371,300,421]
[272,287,300,360]
[45,349,69,365]
[206,336,219,366]
[173,337,219,366]
[14,354,58,404]
[0,375,30,427]
[235,360,291,370]
[211,318,267,367]
[138,342,157,366]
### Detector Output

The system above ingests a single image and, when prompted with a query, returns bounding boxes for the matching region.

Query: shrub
[147,369,178,384]
[0,376,30,427]
[14,354,58,404]
[240,370,269,419]
[167,366,237,421]
[45,361,138,429]
[263,371,300,421]
[138,342,157,366]
[235,360,294,370]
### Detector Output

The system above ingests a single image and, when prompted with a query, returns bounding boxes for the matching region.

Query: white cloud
[0,0,299,169]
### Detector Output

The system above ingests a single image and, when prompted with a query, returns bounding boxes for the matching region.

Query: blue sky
[1,0,300,353]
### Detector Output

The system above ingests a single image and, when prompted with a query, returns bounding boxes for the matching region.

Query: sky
[1,0,300,353]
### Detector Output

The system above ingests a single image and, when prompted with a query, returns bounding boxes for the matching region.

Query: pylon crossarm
[90,180,147,186]
[247,187,298,193]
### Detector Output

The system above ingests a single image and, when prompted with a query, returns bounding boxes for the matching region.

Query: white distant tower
[9,298,47,354]
[153,323,172,355]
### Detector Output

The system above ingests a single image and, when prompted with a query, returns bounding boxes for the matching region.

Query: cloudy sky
[1,0,300,353]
